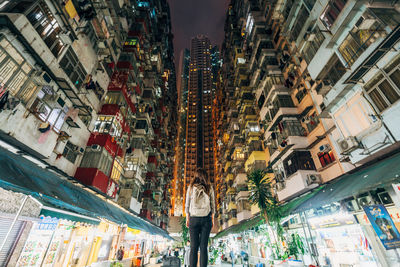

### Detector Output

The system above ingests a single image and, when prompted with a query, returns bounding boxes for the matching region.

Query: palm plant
[248,169,283,257]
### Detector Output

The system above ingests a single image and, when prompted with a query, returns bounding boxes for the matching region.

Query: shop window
[62,141,79,163]
[364,56,400,112]
[59,47,87,88]
[320,0,348,30]
[338,14,385,67]
[318,150,336,167]
[29,86,67,133]
[27,1,65,57]
[0,37,37,102]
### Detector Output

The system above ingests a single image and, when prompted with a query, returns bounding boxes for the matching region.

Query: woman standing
[185,168,215,267]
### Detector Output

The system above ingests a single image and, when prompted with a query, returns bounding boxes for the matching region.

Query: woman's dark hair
[189,168,211,195]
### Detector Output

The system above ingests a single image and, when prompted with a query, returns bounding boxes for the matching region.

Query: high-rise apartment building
[172,49,191,216]
[184,35,214,212]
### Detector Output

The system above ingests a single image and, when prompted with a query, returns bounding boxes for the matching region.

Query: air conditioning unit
[316,80,332,95]
[91,144,101,151]
[306,174,321,186]
[34,71,53,85]
[337,136,359,154]
[306,33,316,41]
[318,144,331,153]
[59,31,72,45]
[356,16,376,30]
[275,182,285,191]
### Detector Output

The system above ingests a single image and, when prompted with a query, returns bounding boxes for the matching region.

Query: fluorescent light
[0,1,10,10]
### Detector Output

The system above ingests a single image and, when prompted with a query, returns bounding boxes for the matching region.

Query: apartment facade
[216,0,400,233]
[0,0,177,230]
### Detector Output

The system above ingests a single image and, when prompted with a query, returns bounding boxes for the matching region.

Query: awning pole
[302,212,320,266]
[0,195,29,252]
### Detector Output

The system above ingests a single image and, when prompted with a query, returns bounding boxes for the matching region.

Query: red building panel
[74,168,109,194]
[87,133,124,158]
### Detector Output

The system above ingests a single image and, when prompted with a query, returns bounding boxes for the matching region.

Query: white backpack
[189,185,211,217]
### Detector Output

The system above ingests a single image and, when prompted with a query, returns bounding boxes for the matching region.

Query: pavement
[145,263,245,267]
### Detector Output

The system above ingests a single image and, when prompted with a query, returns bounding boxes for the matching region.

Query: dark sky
[168,0,229,64]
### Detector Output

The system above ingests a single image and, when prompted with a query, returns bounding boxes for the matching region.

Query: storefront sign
[309,213,356,229]
[363,205,400,250]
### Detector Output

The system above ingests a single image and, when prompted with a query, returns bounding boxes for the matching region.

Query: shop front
[15,216,100,267]
[306,211,379,267]
[356,205,400,266]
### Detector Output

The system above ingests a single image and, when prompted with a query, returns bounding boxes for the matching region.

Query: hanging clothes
[0,91,9,111]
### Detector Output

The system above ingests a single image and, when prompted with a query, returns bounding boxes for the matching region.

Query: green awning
[213,187,325,239]
[213,215,263,239]
[280,186,325,216]
[293,151,400,213]
[40,206,101,225]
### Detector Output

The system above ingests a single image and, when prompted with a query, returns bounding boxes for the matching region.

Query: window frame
[364,55,400,113]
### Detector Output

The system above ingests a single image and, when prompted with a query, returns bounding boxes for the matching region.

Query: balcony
[276,170,320,201]
[227,201,237,212]
[267,107,299,132]
[235,191,250,202]
[245,151,266,172]
[233,173,247,188]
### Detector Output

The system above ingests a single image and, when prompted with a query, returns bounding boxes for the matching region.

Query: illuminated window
[111,159,123,182]
[93,115,122,137]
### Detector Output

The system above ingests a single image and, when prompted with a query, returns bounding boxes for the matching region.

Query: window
[27,1,65,57]
[317,54,346,86]
[29,86,67,133]
[103,91,126,105]
[320,0,348,30]
[110,159,123,182]
[284,151,316,177]
[318,150,336,167]
[290,5,310,42]
[302,26,325,64]
[304,112,320,133]
[281,120,307,137]
[364,56,400,112]
[0,37,37,102]
[59,47,87,88]
[370,8,400,30]
[295,87,307,103]
[93,115,122,137]
[80,147,113,175]
[338,14,385,67]
[63,141,79,163]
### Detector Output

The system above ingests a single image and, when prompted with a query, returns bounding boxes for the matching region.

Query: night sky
[168,0,229,63]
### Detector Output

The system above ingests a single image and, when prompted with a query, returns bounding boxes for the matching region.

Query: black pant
[189,215,212,267]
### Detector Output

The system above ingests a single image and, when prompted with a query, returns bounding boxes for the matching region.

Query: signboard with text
[364,205,400,250]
